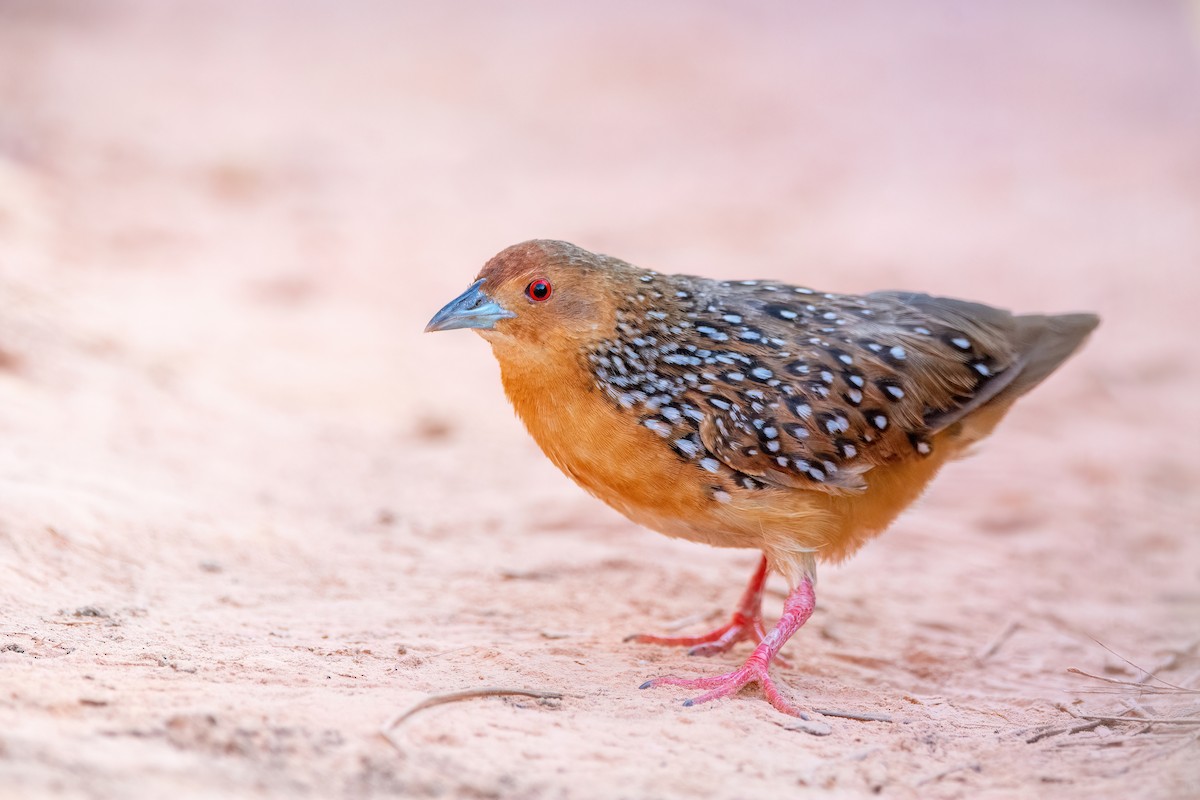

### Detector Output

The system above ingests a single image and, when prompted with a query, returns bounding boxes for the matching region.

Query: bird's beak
[425,278,516,333]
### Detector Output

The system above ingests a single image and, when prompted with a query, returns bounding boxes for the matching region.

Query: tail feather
[1001,312,1100,402]
[950,311,1098,445]
[885,291,1100,436]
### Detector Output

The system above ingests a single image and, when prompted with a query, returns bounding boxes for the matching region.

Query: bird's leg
[628,555,772,657]
[639,576,815,716]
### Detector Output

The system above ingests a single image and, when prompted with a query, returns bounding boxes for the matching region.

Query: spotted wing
[686,283,1026,494]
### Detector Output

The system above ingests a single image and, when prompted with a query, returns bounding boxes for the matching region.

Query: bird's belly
[508,380,764,549]
[548,411,963,565]
[546,421,761,548]
[502,365,960,563]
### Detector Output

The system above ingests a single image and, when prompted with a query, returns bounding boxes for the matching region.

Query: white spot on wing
[643,419,672,437]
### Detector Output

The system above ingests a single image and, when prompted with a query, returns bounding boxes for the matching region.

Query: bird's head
[425,240,626,355]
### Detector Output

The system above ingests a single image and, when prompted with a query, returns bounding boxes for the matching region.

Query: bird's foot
[639,574,815,716]
[640,652,802,717]
[626,555,793,662]
[626,612,772,657]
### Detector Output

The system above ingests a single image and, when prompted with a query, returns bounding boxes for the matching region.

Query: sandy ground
[1,1,1199,797]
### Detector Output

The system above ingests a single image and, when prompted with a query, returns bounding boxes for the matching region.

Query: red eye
[526,279,553,302]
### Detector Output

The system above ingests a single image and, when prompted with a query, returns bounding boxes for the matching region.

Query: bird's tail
[1002,312,1100,401]
[954,312,1099,445]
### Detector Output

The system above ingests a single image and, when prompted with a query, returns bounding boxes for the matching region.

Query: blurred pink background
[1,2,1197,797]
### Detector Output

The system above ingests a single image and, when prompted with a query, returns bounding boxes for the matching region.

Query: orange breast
[498,353,741,544]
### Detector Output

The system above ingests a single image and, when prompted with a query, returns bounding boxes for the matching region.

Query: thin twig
[815,708,893,723]
[1058,702,1200,728]
[1067,667,1200,695]
[1087,638,1191,692]
[1072,714,1200,727]
[975,619,1020,663]
[380,687,563,748]
[1025,719,1103,744]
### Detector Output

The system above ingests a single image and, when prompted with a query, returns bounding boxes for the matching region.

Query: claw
[640,576,815,716]
[641,657,804,716]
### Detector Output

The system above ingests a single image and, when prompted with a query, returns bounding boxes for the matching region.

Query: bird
[425,239,1098,716]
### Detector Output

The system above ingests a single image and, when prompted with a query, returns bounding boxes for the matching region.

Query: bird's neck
[490,335,594,422]
[487,333,628,490]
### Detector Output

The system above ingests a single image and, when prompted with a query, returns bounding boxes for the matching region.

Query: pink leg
[640,576,815,716]
[628,556,772,657]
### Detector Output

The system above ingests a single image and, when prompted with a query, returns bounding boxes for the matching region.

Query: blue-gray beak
[425,278,516,333]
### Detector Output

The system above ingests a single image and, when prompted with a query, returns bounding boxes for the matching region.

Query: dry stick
[1058,702,1200,728]
[1067,667,1200,695]
[1072,713,1200,727]
[815,708,893,723]
[1025,698,1143,745]
[1086,637,1191,692]
[1120,698,1153,719]
[975,619,1020,663]
[1042,616,1196,691]
[381,688,564,745]
[1025,720,1104,744]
